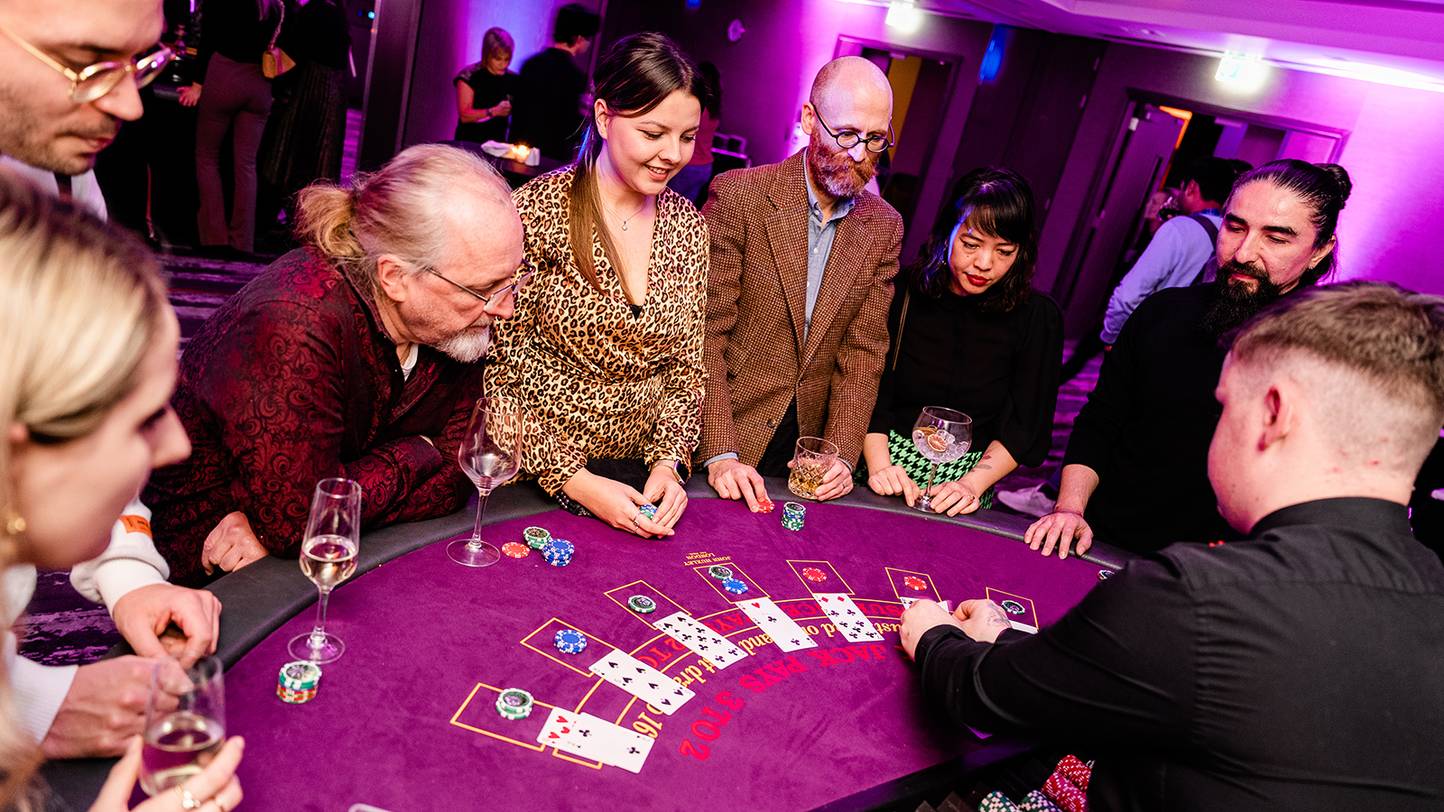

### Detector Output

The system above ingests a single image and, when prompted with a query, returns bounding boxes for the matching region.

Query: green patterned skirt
[857,430,995,510]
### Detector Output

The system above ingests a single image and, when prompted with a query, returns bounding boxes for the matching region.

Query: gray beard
[436,324,493,363]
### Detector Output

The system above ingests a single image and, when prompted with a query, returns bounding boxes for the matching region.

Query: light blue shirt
[1101,210,1221,344]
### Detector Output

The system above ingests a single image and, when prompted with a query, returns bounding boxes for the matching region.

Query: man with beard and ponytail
[144,145,525,583]
[699,56,903,509]
[1026,159,1350,557]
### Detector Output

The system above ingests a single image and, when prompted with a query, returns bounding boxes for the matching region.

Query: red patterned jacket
[145,248,482,583]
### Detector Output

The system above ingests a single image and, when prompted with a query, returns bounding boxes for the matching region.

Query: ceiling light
[885,0,924,33]
[1215,53,1268,93]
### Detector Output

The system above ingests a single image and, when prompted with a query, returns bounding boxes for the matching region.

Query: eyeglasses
[0,21,173,104]
[813,108,894,154]
[424,265,535,305]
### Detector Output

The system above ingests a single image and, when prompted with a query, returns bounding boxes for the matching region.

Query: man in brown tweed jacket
[698,57,903,511]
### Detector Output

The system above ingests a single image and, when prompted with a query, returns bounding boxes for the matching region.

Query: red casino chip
[903,575,928,592]
[801,567,827,583]
[501,542,530,559]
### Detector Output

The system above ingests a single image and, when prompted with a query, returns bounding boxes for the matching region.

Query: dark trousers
[757,402,801,477]
[195,54,272,251]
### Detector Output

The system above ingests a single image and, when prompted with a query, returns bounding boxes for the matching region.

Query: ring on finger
[178,786,205,810]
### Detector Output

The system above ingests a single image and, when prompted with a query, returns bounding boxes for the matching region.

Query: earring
[2,509,25,536]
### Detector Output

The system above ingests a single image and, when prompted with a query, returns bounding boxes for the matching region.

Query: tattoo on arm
[987,605,1010,627]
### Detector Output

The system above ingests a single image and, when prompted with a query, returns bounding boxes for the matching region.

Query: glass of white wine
[448,396,522,568]
[911,406,973,514]
[287,477,362,663]
[140,656,225,796]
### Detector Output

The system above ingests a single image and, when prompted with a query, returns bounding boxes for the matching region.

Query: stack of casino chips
[1018,790,1064,812]
[1040,755,1090,812]
[495,688,534,721]
[978,791,1021,812]
[627,595,657,615]
[781,501,806,531]
[524,526,551,550]
[639,503,658,521]
[553,628,588,655]
[276,660,322,704]
[721,578,749,595]
[542,538,574,567]
[707,565,733,581]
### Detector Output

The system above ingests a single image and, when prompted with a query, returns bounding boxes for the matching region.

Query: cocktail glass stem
[466,489,491,552]
[919,462,941,511]
[308,588,332,650]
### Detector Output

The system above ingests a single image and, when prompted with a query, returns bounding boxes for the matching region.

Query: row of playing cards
[653,611,749,667]
[537,707,655,773]
[814,593,884,642]
[588,648,695,714]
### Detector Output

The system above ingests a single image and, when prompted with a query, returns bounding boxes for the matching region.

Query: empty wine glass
[911,406,973,514]
[448,396,522,567]
[287,477,362,663]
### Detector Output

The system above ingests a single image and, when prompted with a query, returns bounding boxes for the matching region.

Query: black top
[510,47,587,161]
[1063,283,1232,551]
[870,285,1062,467]
[195,0,282,82]
[453,64,520,143]
[916,497,1444,811]
[276,0,350,70]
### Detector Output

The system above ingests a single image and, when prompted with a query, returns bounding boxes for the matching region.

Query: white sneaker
[996,484,1057,518]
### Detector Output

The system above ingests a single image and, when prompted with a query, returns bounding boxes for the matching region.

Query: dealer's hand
[1024,510,1094,559]
[642,464,688,530]
[899,599,963,660]
[953,599,1012,644]
[91,735,245,812]
[866,464,920,506]
[707,459,772,512]
[564,469,672,538]
[111,583,221,668]
[176,83,202,107]
[790,458,854,501]
[43,656,187,758]
[927,480,981,517]
[201,512,267,575]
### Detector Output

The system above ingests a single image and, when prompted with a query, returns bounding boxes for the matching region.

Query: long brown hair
[908,167,1038,312]
[567,32,707,291]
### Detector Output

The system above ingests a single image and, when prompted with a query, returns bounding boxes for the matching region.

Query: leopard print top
[487,166,709,494]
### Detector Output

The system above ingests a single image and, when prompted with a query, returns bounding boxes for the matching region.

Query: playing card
[814,593,884,642]
[985,587,1039,634]
[735,597,817,652]
[589,648,696,715]
[654,611,749,667]
[536,707,655,773]
[899,596,952,612]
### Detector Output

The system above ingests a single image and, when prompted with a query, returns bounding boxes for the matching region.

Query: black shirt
[870,285,1062,467]
[195,0,282,82]
[453,64,519,143]
[916,497,1444,811]
[1063,283,1233,551]
[510,47,587,161]
[276,0,350,70]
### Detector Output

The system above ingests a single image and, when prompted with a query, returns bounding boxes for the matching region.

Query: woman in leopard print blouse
[487,33,711,538]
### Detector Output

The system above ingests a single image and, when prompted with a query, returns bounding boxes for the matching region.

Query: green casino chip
[627,595,657,614]
[523,526,551,550]
[707,565,733,580]
[495,688,534,720]
[1000,599,1025,615]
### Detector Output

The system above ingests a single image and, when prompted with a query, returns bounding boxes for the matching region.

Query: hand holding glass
[287,477,362,662]
[911,407,973,514]
[448,396,522,567]
[788,436,838,500]
[140,656,225,796]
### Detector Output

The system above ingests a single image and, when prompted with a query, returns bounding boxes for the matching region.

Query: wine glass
[140,656,225,796]
[911,406,973,514]
[447,396,522,567]
[788,436,838,500]
[287,477,362,663]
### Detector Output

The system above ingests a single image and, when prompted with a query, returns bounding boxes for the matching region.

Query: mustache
[1219,260,1267,282]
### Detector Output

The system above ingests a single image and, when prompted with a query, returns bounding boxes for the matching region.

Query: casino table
[46,479,1127,811]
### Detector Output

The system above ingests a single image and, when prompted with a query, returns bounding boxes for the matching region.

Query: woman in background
[454,27,520,144]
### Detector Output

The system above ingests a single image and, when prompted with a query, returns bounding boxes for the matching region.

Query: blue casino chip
[721,578,749,595]
[553,628,588,654]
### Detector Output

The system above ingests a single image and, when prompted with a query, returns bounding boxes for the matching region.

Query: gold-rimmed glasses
[0,21,173,104]
[424,265,536,306]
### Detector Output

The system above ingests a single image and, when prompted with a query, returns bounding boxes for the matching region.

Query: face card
[536,707,654,773]
[813,593,884,642]
[985,587,1039,634]
[899,596,952,612]
[735,597,817,652]
[654,611,749,668]
[588,648,696,715]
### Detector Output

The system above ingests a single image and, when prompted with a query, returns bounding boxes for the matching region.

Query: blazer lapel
[801,208,869,364]
[765,154,811,354]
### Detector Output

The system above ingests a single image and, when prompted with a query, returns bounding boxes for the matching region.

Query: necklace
[605,197,650,231]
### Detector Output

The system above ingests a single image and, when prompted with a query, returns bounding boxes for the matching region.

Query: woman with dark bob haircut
[862,167,1063,515]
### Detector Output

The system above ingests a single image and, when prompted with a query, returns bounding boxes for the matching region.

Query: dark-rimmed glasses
[0,21,173,104]
[813,108,894,154]
[425,266,536,306]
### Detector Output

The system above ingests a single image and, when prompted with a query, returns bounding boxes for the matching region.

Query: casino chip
[627,595,657,614]
[495,688,534,720]
[542,538,574,567]
[523,526,551,550]
[1000,599,1025,615]
[1098,569,1115,580]
[501,542,530,559]
[639,503,658,520]
[801,566,827,584]
[707,565,733,580]
[721,578,748,595]
[554,629,588,654]
[902,575,928,592]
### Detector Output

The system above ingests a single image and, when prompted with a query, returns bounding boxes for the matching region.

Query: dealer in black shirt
[902,282,1444,810]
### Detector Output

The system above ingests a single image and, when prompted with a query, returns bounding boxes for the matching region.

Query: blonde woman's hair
[0,169,169,810]
[294,144,511,296]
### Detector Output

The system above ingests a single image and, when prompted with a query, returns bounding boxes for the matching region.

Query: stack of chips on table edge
[277,660,321,704]
[542,537,574,567]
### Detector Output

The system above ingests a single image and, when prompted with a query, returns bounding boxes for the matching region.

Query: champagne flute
[287,477,362,663]
[911,406,973,514]
[788,436,838,500]
[448,396,522,567]
[140,656,225,796]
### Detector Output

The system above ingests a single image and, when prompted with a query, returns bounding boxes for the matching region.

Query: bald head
[810,56,892,120]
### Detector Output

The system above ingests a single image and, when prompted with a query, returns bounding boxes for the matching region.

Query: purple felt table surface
[226,499,1107,811]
